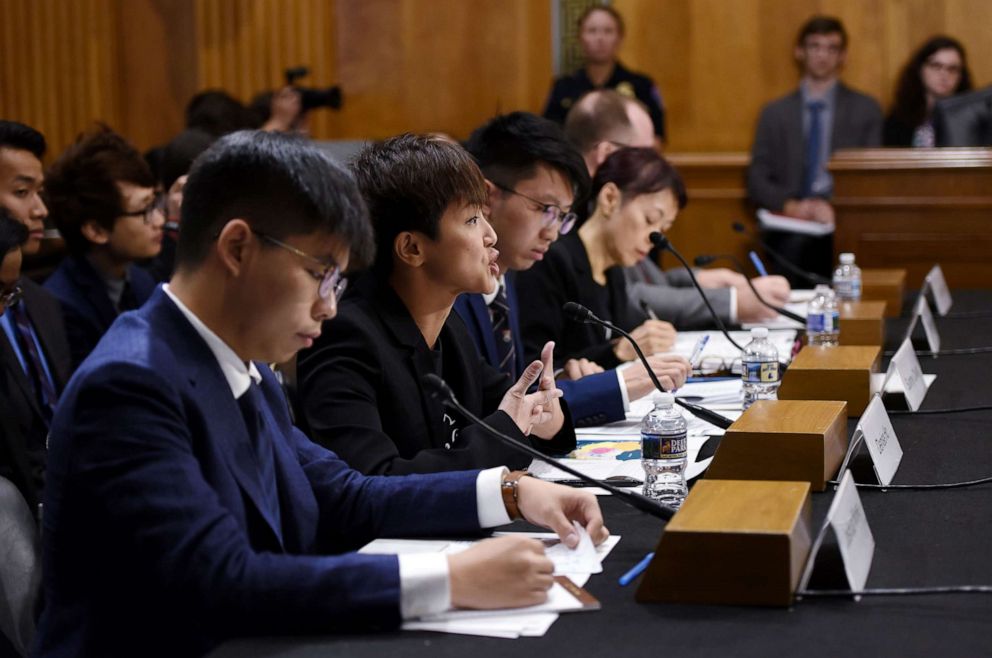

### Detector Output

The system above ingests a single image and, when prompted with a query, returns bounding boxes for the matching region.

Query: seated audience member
[884,36,973,147]
[0,209,40,514]
[43,127,163,367]
[35,131,607,657]
[297,134,575,475]
[0,121,72,514]
[456,112,689,427]
[747,16,882,282]
[544,5,666,145]
[516,147,683,370]
[565,93,789,327]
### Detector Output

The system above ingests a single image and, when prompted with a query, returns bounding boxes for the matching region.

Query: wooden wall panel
[615,0,992,152]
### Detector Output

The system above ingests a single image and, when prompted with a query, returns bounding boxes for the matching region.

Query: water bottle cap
[839,253,855,264]
[750,327,769,339]
[651,391,674,407]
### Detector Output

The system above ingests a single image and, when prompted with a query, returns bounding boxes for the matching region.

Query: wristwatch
[500,471,530,521]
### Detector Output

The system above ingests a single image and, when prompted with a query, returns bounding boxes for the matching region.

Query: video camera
[284,66,343,111]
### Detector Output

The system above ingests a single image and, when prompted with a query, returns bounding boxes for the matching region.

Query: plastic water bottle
[806,284,840,346]
[833,252,862,301]
[640,392,688,509]
[741,327,780,409]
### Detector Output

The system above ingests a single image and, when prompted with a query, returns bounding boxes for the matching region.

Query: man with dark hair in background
[43,126,164,367]
[35,131,607,657]
[747,15,882,283]
[0,120,72,518]
[456,111,689,427]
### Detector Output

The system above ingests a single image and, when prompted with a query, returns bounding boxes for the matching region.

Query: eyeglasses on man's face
[253,230,347,302]
[120,193,167,226]
[0,284,23,309]
[493,182,577,235]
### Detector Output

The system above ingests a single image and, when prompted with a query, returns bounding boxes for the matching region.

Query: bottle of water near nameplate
[741,327,780,410]
[806,284,840,346]
[832,252,862,301]
[640,392,688,509]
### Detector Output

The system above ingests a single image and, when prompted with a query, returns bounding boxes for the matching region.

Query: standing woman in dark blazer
[296,134,574,476]
[884,36,972,147]
[516,147,684,370]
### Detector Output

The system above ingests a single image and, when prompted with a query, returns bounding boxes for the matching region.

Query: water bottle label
[641,431,687,460]
[834,279,861,299]
[807,310,839,332]
[743,361,780,383]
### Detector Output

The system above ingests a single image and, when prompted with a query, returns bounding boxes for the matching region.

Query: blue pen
[688,334,710,368]
[619,552,655,586]
[749,251,769,277]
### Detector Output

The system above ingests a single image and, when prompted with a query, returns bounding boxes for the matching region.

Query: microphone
[731,221,831,286]
[693,253,806,324]
[562,302,734,430]
[648,233,744,351]
[421,373,675,521]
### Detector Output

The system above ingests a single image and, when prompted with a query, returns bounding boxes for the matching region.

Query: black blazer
[515,232,647,370]
[0,278,72,511]
[296,275,575,475]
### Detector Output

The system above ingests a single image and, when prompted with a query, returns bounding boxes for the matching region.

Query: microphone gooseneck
[421,373,675,521]
[731,221,831,286]
[562,303,735,430]
[649,233,744,351]
[694,253,806,325]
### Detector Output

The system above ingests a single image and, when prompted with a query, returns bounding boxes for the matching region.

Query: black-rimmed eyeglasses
[120,194,167,226]
[254,230,347,302]
[493,182,577,235]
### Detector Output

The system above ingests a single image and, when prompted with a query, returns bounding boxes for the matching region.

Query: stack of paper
[757,208,834,236]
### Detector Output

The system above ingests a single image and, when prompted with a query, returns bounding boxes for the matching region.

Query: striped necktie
[489,284,517,380]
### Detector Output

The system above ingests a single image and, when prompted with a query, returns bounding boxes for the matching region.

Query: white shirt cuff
[614,368,631,412]
[728,286,738,324]
[477,466,512,527]
[399,553,451,619]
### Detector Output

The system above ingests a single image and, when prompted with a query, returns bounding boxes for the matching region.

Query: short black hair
[0,120,46,159]
[0,206,29,255]
[350,134,487,276]
[160,128,216,190]
[44,126,157,256]
[465,111,590,206]
[185,90,260,137]
[797,16,847,50]
[177,130,374,271]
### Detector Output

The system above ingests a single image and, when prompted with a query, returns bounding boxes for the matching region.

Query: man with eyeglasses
[36,130,608,657]
[43,127,164,367]
[455,112,690,427]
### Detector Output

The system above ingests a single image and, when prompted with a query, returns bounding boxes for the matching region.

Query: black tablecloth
[212,291,992,658]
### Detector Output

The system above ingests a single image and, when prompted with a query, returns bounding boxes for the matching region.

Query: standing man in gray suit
[747,16,882,283]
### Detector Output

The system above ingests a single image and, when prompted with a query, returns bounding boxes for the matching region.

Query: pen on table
[639,300,660,321]
[688,334,710,369]
[618,552,655,586]
[749,250,769,277]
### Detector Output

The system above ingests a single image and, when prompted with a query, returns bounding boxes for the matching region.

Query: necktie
[237,383,283,540]
[802,100,826,198]
[9,303,57,422]
[489,284,517,380]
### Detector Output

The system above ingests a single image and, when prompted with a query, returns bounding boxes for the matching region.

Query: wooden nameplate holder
[636,479,812,607]
[705,400,848,491]
[839,300,886,346]
[861,268,906,318]
[778,345,881,416]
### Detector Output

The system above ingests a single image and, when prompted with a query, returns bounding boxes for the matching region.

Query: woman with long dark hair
[884,36,973,147]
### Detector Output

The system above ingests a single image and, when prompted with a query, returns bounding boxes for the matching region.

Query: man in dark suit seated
[0,121,72,517]
[747,15,883,282]
[42,127,164,367]
[35,131,608,657]
[454,112,690,428]
[297,134,576,475]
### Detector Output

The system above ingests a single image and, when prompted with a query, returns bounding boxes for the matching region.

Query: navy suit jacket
[43,254,157,369]
[35,288,483,657]
[453,275,626,427]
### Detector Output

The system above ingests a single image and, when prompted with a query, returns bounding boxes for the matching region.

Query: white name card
[855,395,903,486]
[889,338,928,412]
[925,264,953,316]
[827,470,875,594]
[915,295,941,355]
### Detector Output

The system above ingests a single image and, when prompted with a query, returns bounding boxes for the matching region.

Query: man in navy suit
[455,112,690,427]
[34,131,608,657]
[42,127,162,368]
